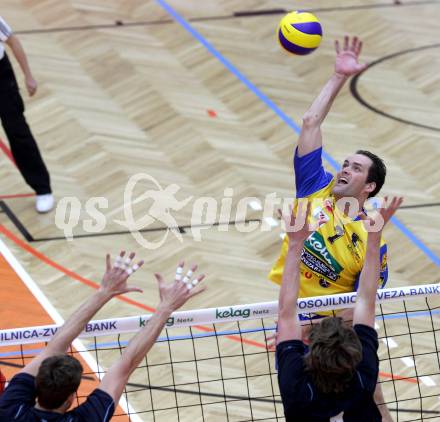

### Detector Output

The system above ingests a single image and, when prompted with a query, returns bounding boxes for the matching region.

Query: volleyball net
[1,283,440,421]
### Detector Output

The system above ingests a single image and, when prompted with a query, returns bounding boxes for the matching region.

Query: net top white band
[1,283,439,346]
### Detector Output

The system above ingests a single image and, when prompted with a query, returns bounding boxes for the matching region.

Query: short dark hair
[304,317,362,394]
[356,150,386,198]
[36,355,83,409]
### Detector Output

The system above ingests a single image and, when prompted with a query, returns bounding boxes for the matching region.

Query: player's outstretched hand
[334,35,368,77]
[155,262,206,313]
[363,196,403,233]
[279,200,314,246]
[100,251,144,297]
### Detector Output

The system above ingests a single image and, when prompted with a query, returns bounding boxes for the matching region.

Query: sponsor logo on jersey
[319,278,330,288]
[346,244,362,262]
[351,232,361,248]
[312,206,330,227]
[381,252,387,271]
[328,225,344,244]
[303,232,343,281]
[379,251,388,284]
[301,249,340,281]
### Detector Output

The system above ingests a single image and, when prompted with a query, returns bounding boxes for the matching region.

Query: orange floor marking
[0,224,265,348]
[0,252,130,420]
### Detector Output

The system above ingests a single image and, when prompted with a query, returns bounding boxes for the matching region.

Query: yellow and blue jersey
[269,148,388,308]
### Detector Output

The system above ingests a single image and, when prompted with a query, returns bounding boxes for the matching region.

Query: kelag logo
[139,317,148,328]
[139,316,175,327]
[215,308,251,319]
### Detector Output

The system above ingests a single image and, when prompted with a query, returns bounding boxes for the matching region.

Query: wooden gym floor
[1,0,440,420]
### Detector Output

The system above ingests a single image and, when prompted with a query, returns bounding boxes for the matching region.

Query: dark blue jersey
[277,324,381,422]
[0,373,114,422]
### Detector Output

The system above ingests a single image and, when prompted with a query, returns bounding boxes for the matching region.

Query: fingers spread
[351,36,358,52]
[134,260,144,270]
[297,200,308,221]
[356,40,363,57]
[175,263,184,282]
[343,35,349,50]
[155,273,165,287]
[114,255,123,269]
[183,265,197,284]
[188,284,207,298]
[191,274,205,288]
[385,196,403,219]
[125,286,143,294]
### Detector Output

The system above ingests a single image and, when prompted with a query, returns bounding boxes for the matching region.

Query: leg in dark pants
[0,92,52,194]
[0,54,51,195]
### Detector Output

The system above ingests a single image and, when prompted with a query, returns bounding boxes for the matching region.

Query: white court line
[382,338,398,349]
[0,238,143,422]
[400,357,415,368]
[420,376,436,387]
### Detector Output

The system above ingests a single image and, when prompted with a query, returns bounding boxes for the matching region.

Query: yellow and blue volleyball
[278,11,322,55]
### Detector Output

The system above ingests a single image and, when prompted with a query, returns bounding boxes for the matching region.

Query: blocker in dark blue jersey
[276,324,381,422]
[0,373,114,422]
[0,253,209,422]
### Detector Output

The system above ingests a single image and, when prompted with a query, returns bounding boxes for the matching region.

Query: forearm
[21,290,112,375]
[279,242,303,320]
[303,73,347,127]
[298,73,348,156]
[6,35,33,78]
[357,233,381,303]
[118,307,171,377]
[48,290,111,353]
[336,307,354,322]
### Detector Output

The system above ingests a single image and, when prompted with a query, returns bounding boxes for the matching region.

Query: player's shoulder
[305,181,335,200]
[294,147,334,198]
[0,16,10,27]
[0,16,13,39]
[354,324,378,341]
[68,388,114,422]
[3,372,35,391]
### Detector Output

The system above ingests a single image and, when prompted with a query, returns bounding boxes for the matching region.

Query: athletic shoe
[36,194,54,213]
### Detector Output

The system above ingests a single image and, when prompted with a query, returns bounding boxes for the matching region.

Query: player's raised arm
[20,252,144,377]
[277,202,314,343]
[98,263,206,404]
[298,36,367,157]
[353,197,403,328]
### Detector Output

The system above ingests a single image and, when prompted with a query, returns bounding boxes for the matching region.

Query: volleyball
[278,11,322,55]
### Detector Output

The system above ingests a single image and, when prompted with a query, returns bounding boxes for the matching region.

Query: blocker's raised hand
[279,200,315,245]
[155,261,206,313]
[100,251,144,297]
[363,196,403,233]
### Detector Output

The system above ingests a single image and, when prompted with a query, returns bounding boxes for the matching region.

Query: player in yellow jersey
[269,36,393,421]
